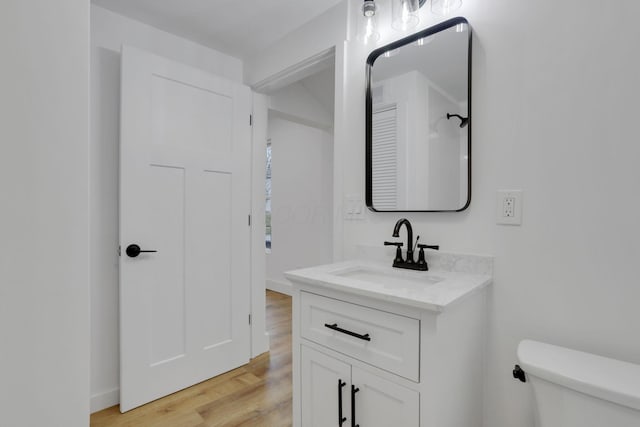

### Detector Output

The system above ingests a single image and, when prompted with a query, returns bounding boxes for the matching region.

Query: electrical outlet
[497,190,522,225]
[503,196,515,217]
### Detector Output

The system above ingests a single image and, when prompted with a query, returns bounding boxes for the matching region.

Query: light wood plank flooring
[91,290,292,427]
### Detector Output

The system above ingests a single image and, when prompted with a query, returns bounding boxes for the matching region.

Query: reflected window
[265,141,272,251]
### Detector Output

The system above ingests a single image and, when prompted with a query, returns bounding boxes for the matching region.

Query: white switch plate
[496,190,522,225]
[345,194,365,220]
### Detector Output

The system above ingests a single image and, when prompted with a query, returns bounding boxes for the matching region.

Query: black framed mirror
[366,17,472,212]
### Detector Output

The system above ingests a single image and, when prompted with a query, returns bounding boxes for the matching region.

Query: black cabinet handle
[125,244,158,258]
[324,323,371,342]
[338,379,347,426]
[351,385,360,427]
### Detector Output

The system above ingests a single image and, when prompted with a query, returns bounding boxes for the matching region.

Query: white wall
[266,114,334,294]
[269,81,334,130]
[90,5,246,412]
[91,6,243,81]
[248,1,640,426]
[0,1,90,426]
[244,3,348,86]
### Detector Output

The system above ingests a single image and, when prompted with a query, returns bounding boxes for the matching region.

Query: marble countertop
[285,257,492,313]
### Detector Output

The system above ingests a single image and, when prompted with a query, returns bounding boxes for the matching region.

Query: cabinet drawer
[300,291,419,381]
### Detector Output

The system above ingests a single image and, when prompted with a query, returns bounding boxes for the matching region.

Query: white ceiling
[91,0,344,60]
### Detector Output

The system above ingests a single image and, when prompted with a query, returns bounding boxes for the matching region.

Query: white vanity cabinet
[287,259,491,427]
[301,345,419,427]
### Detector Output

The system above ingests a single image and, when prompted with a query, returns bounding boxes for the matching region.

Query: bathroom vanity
[286,252,492,427]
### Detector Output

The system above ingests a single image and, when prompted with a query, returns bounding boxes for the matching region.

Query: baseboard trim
[91,387,119,413]
[266,278,293,296]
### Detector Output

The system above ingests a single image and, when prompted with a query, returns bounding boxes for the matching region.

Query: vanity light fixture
[361,0,462,44]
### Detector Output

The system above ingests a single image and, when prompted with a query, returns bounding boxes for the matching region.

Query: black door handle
[351,385,360,427]
[338,379,347,426]
[126,244,157,258]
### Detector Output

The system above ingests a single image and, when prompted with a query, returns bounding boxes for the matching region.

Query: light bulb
[364,16,380,43]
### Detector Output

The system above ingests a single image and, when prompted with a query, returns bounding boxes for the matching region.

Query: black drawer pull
[338,379,347,426]
[351,385,360,427]
[324,323,371,342]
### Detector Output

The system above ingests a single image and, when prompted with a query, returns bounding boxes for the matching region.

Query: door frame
[250,93,270,357]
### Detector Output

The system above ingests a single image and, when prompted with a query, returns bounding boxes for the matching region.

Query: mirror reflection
[366,17,471,212]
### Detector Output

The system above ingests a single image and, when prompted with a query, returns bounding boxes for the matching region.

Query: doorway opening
[255,50,336,297]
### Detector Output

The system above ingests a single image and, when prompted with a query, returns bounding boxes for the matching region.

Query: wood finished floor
[91,290,292,427]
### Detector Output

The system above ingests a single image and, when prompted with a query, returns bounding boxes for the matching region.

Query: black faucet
[393,218,415,265]
[384,218,439,271]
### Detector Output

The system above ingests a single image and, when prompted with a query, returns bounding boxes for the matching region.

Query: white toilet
[517,340,640,427]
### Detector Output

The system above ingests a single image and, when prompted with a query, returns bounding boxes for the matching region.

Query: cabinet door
[301,346,352,427]
[351,367,419,427]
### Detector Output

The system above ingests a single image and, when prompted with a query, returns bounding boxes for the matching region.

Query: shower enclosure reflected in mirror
[366,17,471,212]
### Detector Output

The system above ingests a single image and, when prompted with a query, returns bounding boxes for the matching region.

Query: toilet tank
[517,340,640,427]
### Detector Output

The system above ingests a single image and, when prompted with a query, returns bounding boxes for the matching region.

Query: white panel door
[351,367,420,427]
[301,346,352,427]
[119,46,251,412]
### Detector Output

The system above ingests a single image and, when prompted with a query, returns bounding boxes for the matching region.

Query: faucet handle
[416,244,439,270]
[384,241,404,264]
[417,244,439,250]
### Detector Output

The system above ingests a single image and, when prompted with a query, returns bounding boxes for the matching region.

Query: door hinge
[249,114,253,126]
[118,245,121,256]
[249,314,252,325]
[248,214,251,226]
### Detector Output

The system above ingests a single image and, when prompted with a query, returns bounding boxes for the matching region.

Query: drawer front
[300,291,419,381]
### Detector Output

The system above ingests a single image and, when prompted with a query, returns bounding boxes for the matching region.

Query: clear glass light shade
[431,0,462,16]
[360,1,380,44]
[392,0,420,31]
[363,14,380,43]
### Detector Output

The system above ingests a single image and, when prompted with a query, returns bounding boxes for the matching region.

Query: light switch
[345,194,365,220]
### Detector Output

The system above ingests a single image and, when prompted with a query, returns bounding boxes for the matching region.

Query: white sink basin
[330,265,443,288]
